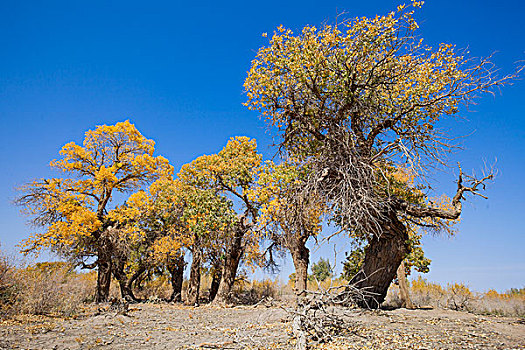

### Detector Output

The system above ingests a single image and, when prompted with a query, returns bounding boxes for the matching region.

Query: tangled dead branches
[284,281,378,350]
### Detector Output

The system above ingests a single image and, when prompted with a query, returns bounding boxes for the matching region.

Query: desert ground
[1,302,523,350]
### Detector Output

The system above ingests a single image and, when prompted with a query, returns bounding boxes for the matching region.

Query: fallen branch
[284,279,379,349]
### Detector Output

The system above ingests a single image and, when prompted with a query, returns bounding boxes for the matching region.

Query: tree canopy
[244,2,512,307]
[16,121,173,301]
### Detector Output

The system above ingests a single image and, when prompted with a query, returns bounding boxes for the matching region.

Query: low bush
[474,288,525,317]
[409,276,447,308]
[0,247,98,318]
[135,274,172,301]
[231,278,279,304]
[0,253,18,316]
[13,262,96,317]
[383,277,525,317]
[446,282,473,311]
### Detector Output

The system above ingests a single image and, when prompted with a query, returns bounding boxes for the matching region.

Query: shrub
[0,253,18,316]
[231,278,279,304]
[135,275,172,301]
[13,262,96,316]
[474,288,525,317]
[385,277,525,317]
[409,276,446,308]
[446,282,474,311]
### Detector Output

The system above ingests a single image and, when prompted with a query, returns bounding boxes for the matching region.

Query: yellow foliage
[176,136,264,268]
[411,276,445,296]
[447,282,473,297]
[17,121,173,259]
[251,160,325,244]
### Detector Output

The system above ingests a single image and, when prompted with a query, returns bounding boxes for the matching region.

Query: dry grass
[0,259,97,318]
[0,253,18,317]
[134,274,173,301]
[231,278,280,304]
[11,262,96,317]
[1,249,523,320]
[384,276,525,317]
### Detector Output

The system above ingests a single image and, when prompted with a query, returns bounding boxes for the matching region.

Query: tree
[342,236,428,309]
[178,137,263,304]
[341,246,366,282]
[244,3,514,307]
[109,176,186,302]
[16,121,172,302]
[250,160,324,297]
[182,186,237,305]
[309,258,333,282]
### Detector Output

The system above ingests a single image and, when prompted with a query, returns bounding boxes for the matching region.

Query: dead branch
[284,278,379,349]
[399,163,495,220]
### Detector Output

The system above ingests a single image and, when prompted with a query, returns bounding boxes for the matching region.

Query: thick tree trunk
[350,213,410,309]
[167,255,185,303]
[186,248,202,306]
[96,258,112,303]
[397,260,415,309]
[113,257,133,300]
[213,226,245,305]
[209,266,222,303]
[95,240,113,303]
[290,240,309,298]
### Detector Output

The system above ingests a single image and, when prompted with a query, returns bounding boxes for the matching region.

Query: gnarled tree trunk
[209,265,222,302]
[125,265,145,302]
[186,247,202,306]
[208,255,223,303]
[213,225,245,305]
[96,261,112,302]
[167,255,185,302]
[290,238,309,298]
[397,260,415,309]
[214,227,246,304]
[350,212,410,309]
[95,237,114,302]
[113,257,134,300]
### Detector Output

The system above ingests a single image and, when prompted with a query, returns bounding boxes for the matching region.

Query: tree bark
[96,253,112,303]
[350,212,410,309]
[397,260,415,309]
[213,226,245,305]
[167,255,185,303]
[186,247,202,306]
[209,265,222,303]
[113,257,133,300]
[290,239,309,298]
[95,227,115,303]
[125,265,145,302]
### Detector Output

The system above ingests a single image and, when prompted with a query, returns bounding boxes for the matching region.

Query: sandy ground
[0,302,523,349]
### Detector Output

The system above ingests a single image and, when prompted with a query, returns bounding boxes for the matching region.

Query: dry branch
[284,279,378,349]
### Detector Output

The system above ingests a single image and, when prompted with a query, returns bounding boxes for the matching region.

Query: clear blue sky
[0,0,523,292]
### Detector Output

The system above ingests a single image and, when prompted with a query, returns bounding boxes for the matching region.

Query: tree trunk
[350,213,410,309]
[397,260,415,309]
[209,263,222,303]
[167,255,185,303]
[186,248,202,306]
[213,226,245,305]
[125,265,145,302]
[113,257,133,300]
[96,258,112,303]
[290,240,309,298]
[95,243,113,303]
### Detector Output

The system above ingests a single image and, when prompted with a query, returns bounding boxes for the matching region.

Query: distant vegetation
[1,249,523,318]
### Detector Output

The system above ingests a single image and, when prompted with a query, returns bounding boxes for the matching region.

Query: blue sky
[0,0,523,292]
